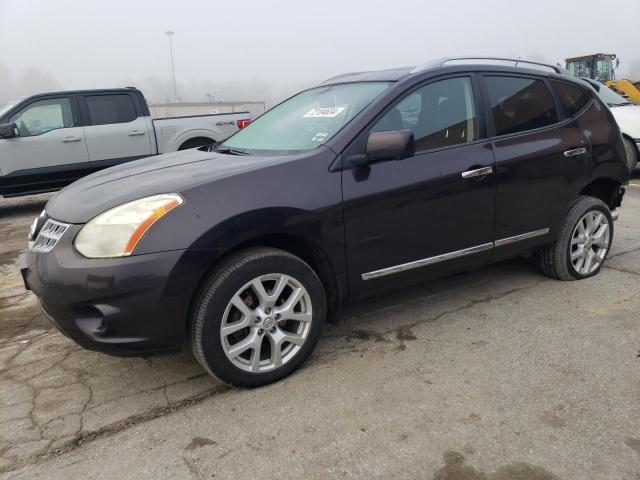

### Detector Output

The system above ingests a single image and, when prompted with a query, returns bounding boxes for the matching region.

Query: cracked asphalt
[1,179,639,479]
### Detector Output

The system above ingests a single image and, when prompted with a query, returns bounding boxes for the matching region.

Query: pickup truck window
[86,94,137,126]
[222,82,391,155]
[9,97,76,137]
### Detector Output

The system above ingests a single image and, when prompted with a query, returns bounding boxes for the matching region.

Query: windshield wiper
[213,144,249,155]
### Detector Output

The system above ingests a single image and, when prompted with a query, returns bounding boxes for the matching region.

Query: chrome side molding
[362,227,550,280]
[361,243,494,280]
[493,228,549,247]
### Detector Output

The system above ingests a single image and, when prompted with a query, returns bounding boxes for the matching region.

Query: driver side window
[370,76,478,152]
[9,98,76,137]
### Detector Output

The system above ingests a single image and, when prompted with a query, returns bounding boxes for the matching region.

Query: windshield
[221,82,391,155]
[594,83,632,106]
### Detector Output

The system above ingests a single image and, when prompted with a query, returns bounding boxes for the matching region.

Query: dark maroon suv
[21,57,629,387]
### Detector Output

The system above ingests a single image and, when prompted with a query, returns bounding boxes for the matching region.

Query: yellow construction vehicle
[565,53,640,104]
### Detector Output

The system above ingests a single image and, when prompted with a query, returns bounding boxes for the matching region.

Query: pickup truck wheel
[623,137,638,172]
[178,137,215,150]
[191,248,326,388]
[538,196,613,281]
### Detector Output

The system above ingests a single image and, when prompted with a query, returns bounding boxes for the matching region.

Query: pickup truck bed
[152,112,249,153]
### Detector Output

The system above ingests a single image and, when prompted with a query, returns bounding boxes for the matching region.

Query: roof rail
[411,57,570,76]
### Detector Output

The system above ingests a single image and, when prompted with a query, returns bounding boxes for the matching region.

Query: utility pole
[164,30,178,102]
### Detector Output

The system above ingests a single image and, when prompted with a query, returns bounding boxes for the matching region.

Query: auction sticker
[303,107,346,118]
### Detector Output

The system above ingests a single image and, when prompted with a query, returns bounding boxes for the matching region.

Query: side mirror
[349,130,415,167]
[0,122,17,139]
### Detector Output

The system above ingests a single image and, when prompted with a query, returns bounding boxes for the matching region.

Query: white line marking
[629,183,640,187]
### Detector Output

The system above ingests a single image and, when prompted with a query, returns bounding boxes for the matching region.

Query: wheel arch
[578,177,624,210]
[170,128,220,151]
[178,136,216,150]
[187,233,343,335]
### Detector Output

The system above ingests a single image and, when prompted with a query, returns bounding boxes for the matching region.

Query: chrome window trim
[361,228,549,280]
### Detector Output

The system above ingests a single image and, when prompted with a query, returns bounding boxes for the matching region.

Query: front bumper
[21,229,218,356]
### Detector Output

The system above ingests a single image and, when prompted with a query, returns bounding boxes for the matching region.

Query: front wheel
[538,196,613,280]
[191,248,326,388]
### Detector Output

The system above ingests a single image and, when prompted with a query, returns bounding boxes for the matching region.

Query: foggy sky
[1,0,639,106]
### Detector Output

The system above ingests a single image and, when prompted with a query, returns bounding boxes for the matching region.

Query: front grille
[31,219,70,253]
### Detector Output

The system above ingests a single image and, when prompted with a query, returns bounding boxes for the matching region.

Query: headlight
[74,194,184,258]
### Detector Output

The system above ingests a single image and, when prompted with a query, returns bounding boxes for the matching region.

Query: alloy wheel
[220,273,313,373]
[570,210,611,275]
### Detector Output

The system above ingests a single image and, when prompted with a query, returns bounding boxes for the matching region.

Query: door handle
[461,166,493,179]
[128,130,146,136]
[563,147,587,157]
[62,136,81,142]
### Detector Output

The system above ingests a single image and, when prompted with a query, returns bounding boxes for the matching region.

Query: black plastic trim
[0,155,151,197]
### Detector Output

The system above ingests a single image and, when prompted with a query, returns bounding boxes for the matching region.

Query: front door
[341,75,496,296]
[0,96,89,196]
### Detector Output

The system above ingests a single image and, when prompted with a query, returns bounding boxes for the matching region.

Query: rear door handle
[564,147,587,157]
[461,166,493,179]
[62,136,81,142]
[128,130,146,136]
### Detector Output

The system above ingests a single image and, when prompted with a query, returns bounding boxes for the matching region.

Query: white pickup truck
[0,88,251,197]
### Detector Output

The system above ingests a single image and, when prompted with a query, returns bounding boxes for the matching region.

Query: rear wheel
[538,196,613,280]
[623,137,638,172]
[178,137,215,150]
[191,248,326,388]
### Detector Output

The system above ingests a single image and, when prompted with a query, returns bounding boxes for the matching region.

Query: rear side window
[85,94,137,125]
[550,80,591,117]
[484,76,558,136]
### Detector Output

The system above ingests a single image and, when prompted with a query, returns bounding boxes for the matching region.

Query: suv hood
[609,104,640,138]
[45,148,283,223]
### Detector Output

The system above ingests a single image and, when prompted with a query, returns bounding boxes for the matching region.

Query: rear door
[0,95,89,195]
[341,75,497,296]
[80,92,153,165]
[480,74,591,261]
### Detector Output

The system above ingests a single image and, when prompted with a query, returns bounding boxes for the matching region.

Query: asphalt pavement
[1,178,639,479]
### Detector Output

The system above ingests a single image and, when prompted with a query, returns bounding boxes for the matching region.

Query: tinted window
[550,80,590,117]
[485,76,558,136]
[9,97,76,137]
[86,94,137,125]
[371,77,478,151]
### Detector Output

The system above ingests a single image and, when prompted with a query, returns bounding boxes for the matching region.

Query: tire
[538,196,613,281]
[623,137,638,172]
[178,137,215,150]
[191,247,326,388]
